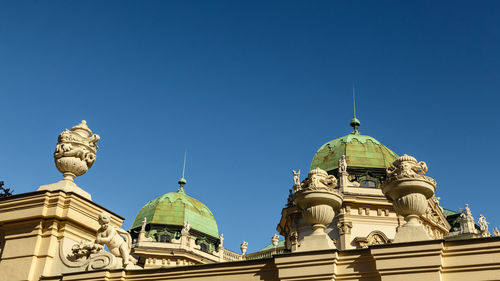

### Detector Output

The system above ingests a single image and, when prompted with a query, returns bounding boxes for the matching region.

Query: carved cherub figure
[95,213,136,267]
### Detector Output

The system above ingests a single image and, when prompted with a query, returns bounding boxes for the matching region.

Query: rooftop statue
[338,155,347,173]
[292,169,301,191]
[494,227,500,237]
[272,233,279,248]
[240,241,248,255]
[96,213,137,268]
[219,234,224,249]
[478,214,490,237]
[181,221,191,235]
[459,204,476,234]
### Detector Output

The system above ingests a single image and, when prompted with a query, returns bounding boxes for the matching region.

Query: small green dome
[311,132,398,172]
[132,189,219,238]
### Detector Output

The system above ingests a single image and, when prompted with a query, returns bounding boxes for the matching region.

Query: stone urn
[38,120,100,200]
[381,154,436,242]
[293,167,343,251]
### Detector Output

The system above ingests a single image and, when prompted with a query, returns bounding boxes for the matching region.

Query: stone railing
[221,248,242,261]
[245,246,285,260]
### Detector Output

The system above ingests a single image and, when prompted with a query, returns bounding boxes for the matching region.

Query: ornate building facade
[0,120,499,281]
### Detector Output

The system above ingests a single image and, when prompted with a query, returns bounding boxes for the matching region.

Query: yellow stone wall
[0,191,123,281]
[40,237,500,281]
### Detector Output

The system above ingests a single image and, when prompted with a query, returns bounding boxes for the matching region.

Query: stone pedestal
[0,191,123,281]
[297,233,336,252]
[370,240,444,281]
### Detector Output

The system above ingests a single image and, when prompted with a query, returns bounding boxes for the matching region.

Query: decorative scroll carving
[421,198,450,239]
[337,221,352,235]
[385,154,436,186]
[353,231,390,248]
[296,167,337,192]
[59,238,117,271]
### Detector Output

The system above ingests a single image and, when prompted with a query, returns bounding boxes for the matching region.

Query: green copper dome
[131,189,219,238]
[311,132,398,172]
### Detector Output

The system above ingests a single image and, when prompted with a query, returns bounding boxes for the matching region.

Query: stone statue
[292,170,301,189]
[478,215,489,232]
[95,213,136,267]
[493,227,500,237]
[219,234,224,248]
[181,221,191,235]
[272,234,279,248]
[459,204,476,234]
[338,155,347,174]
[141,217,147,232]
[240,241,248,255]
[286,189,294,207]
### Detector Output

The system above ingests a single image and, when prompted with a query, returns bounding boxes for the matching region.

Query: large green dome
[132,188,219,238]
[311,132,398,172]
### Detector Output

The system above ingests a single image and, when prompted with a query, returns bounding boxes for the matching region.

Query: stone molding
[39,237,500,281]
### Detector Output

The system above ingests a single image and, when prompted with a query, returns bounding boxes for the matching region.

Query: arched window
[200,243,208,253]
[360,180,376,188]
[159,235,171,243]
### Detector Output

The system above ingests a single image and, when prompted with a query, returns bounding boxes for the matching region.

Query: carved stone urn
[381,154,436,243]
[38,120,100,200]
[293,167,343,251]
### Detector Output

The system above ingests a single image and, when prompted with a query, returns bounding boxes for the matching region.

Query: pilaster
[274,250,338,281]
[370,240,444,281]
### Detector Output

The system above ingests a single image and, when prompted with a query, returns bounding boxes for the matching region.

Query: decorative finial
[38,120,100,200]
[177,150,187,193]
[350,85,360,134]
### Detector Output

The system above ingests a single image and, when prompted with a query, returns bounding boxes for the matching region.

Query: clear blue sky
[1,1,499,252]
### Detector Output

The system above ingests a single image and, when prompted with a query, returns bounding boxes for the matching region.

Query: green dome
[311,132,398,172]
[132,189,219,238]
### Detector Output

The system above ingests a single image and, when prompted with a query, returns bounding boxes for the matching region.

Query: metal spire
[177,150,187,193]
[350,84,361,134]
[353,85,356,118]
